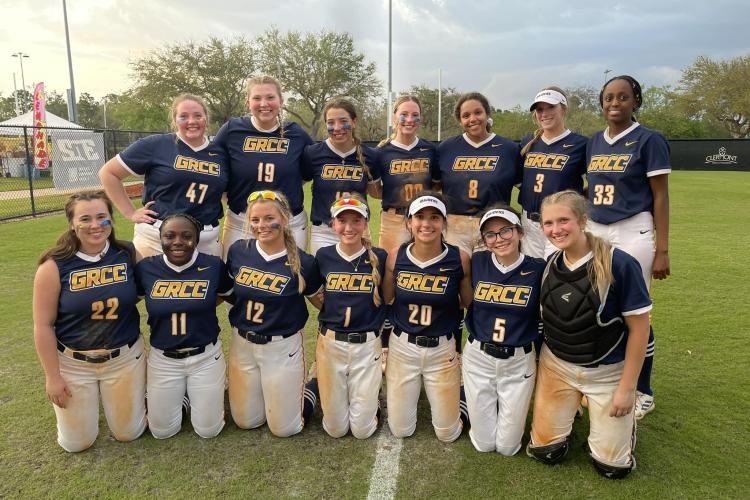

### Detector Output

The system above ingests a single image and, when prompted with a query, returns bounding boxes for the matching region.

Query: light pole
[386,0,393,137]
[11,53,29,108]
[604,68,612,85]
[63,0,78,123]
[102,96,107,129]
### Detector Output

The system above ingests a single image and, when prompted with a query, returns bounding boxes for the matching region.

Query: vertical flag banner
[33,82,49,169]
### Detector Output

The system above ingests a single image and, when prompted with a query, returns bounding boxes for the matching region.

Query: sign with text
[51,130,105,190]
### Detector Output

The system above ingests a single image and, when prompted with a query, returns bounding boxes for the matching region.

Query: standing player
[382,192,472,442]
[99,94,227,257]
[32,190,146,452]
[214,75,314,255]
[586,75,671,418]
[462,206,545,455]
[374,95,439,254]
[136,214,233,439]
[225,190,321,437]
[435,92,521,254]
[527,190,650,479]
[311,196,387,439]
[303,98,381,255]
[519,86,587,259]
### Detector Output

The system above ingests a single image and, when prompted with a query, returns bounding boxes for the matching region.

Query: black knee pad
[526,437,571,465]
[592,458,634,479]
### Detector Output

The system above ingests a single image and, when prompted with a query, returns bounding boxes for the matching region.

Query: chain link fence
[0,125,158,221]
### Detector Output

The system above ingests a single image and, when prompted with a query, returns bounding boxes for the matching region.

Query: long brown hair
[377,95,422,148]
[39,190,133,265]
[322,97,372,181]
[247,74,286,137]
[540,190,614,298]
[520,86,567,156]
[246,191,306,294]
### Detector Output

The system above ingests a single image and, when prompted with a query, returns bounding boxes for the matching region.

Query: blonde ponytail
[361,236,382,306]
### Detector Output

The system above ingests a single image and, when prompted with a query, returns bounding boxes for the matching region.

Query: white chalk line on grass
[365,424,403,500]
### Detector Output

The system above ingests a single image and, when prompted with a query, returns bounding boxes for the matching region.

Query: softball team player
[382,192,472,442]
[519,87,587,259]
[215,75,314,255]
[311,197,387,438]
[435,92,522,254]
[303,98,381,255]
[225,191,321,437]
[587,75,671,418]
[136,214,233,439]
[32,190,146,452]
[99,94,227,257]
[527,190,651,479]
[374,95,439,254]
[462,206,545,455]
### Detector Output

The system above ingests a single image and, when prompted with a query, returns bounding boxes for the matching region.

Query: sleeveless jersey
[391,243,464,337]
[586,123,671,224]
[435,133,521,215]
[378,138,438,210]
[136,253,232,350]
[466,252,545,346]
[213,119,313,216]
[316,244,387,333]
[226,239,321,336]
[302,140,381,225]
[117,133,228,226]
[54,242,140,350]
[518,130,587,214]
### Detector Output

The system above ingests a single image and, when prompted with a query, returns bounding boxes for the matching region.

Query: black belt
[161,340,216,359]
[57,338,137,364]
[320,327,378,344]
[527,212,541,223]
[474,338,532,359]
[395,329,452,348]
[238,330,296,345]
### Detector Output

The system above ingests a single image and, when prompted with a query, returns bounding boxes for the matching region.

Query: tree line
[0,31,747,140]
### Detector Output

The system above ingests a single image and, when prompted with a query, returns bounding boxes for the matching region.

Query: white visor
[408,196,447,218]
[479,209,520,230]
[331,199,369,219]
[530,89,568,111]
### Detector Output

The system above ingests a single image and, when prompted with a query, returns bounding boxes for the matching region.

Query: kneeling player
[310,196,387,438]
[463,206,544,455]
[527,191,650,479]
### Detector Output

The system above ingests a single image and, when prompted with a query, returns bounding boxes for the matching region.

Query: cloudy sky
[2,0,749,110]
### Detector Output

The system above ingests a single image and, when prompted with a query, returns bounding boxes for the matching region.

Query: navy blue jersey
[118,133,228,226]
[391,243,464,337]
[302,140,381,225]
[316,244,387,333]
[549,248,652,364]
[54,242,140,350]
[378,138,439,210]
[213,118,314,215]
[136,253,232,350]
[586,124,671,224]
[435,134,521,215]
[465,252,545,346]
[226,239,321,336]
[519,130,587,214]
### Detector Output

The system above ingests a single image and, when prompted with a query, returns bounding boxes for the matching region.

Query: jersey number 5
[492,317,506,343]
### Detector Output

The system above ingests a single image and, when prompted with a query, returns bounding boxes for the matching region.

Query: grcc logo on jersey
[235,267,289,294]
[150,280,209,299]
[69,264,127,291]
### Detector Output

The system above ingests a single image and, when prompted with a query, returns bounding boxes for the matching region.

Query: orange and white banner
[33,82,49,169]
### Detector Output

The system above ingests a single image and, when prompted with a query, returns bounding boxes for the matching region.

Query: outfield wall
[669,139,749,171]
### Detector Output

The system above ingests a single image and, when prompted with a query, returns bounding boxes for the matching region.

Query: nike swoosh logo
[439,267,454,272]
[639,229,650,234]
[491,144,501,148]
[449,355,456,362]
[562,144,574,148]
[214,353,222,360]
[520,271,533,276]
[284,262,290,266]
[374,355,381,362]
[523,373,534,379]
[288,348,300,357]
[625,141,638,147]
[419,148,430,152]
[208,152,219,156]
[364,260,370,264]
[135,353,143,360]
[197,266,210,271]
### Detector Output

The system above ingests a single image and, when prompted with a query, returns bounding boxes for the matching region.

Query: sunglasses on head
[248,190,278,202]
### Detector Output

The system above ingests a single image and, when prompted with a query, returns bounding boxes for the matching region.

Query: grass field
[1,171,748,498]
